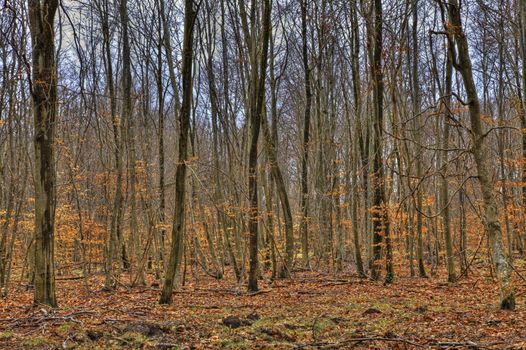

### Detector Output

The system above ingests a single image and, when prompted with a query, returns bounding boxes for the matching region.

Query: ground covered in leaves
[1,271,525,349]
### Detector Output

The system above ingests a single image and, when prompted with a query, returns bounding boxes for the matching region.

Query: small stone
[259,327,295,342]
[123,322,167,337]
[283,323,299,330]
[415,305,428,313]
[222,315,242,328]
[384,331,396,339]
[174,324,186,333]
[86,330,103,341]
[362,308,382,315]
[247,312,260,321]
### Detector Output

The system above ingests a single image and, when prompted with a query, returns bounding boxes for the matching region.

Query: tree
[247,0,272,292]
[369,0,393,283]
[440,36,456,283]
[520,0,526,224]
[300,0,312,266]
[349,0,365,278]
[410,0,427,278]
[28,0,59,307]
[440,0,515,309]
[159,0,198,305]
[97,0,125,290]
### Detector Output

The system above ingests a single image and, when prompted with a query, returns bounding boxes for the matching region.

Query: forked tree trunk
[443,0,514,309]
[247,0,271,292]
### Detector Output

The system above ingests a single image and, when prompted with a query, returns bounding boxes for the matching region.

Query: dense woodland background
[2,0,526,336]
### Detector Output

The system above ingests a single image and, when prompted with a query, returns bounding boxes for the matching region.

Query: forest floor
[1,269,526,349]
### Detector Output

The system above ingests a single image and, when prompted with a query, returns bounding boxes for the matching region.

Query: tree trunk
[99,0,124,290]
[519,0,526,248]
[159,0,197,304]
[349,1,365,278]
[261,111,293,278]
[28,0,59,307]
[156,38,166,276]
[443,0,514,310]
[411,0,427,278]
[440,41,456,283]
[369,0,392,283]
[300,0,312,266]
[247,0,271,292]
[119,0,144,287]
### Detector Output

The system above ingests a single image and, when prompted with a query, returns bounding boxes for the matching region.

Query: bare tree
[368,0,393,283]
[300,0,312,266]
[440,0,515,309]
[246,0,271,292]
[28,0,59,306]
[159,0,198,304]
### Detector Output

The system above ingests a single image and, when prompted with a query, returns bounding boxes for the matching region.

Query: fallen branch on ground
[294,336,424,348]
[430,340,504,349]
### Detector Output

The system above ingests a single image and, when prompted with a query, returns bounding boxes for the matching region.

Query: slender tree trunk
[247,0,271,292]
[519,0,526,247]
[159,0,181,114]
[495,12,512,261]
[159,0,197,304]
[261,112,293,278]
[440,43,456,283]
[203,4,224,278]
[100,0,124,289]
[119,0,144,287]
[369,0,392,283]
[349,2,365,277]
[156,39,166,275]
[300,0,312,266]
[411,0,427,278]
[268,30,293,277]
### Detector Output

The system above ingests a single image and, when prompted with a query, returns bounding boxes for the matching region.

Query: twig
[294,337,424,349]
[0,310,95,327]
[247,289,272,296]
[430,340,503,349]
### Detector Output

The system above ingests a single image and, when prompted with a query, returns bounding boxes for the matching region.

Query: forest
[1,0,526,348]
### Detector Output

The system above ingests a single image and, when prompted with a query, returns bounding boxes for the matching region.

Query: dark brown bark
[247,0,271,292]
[369,0,392,283]
[28,0,59,307]
[160,0,197,304]
[300,0,312,266]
